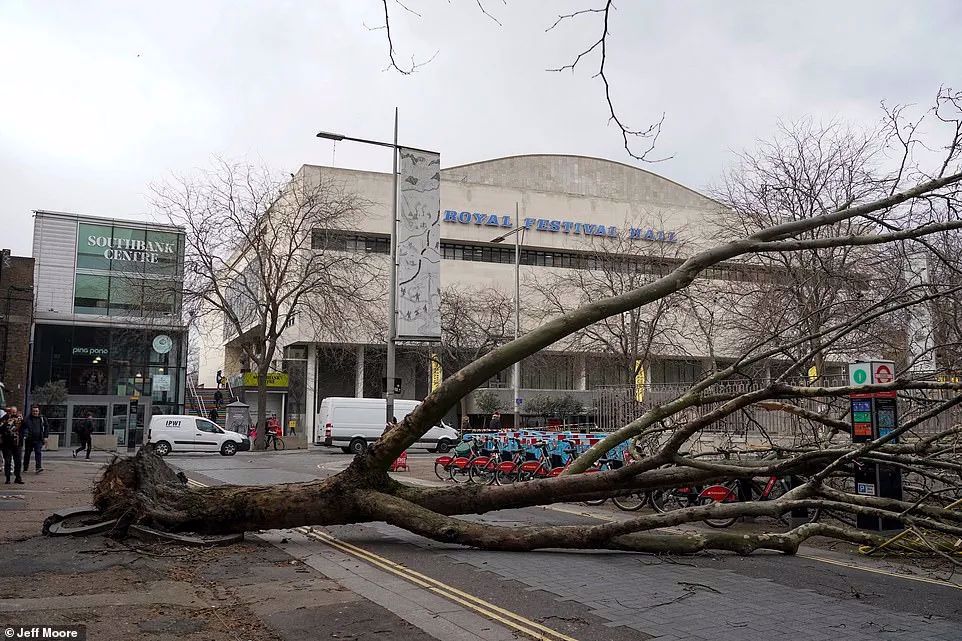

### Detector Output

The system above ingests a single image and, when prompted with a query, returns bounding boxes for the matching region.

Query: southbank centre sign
[84,234,178,264]
[442,210,677,243]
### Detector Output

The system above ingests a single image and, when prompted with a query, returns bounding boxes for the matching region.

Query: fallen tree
[88,93,962,555]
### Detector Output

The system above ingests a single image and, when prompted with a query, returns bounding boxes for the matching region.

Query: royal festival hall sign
[442,210,677,243]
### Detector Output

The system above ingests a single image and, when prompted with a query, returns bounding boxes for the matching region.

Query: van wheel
[435,439,453,453]
[154,441,172,457]
[349,438,367,455]
[221,442,238,457]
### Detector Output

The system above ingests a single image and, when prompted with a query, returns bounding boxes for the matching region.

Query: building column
[305,344,317,442]
[575,354,587,391]
[355,345,365,398]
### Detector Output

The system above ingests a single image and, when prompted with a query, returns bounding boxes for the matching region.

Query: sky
[1,0,960,255]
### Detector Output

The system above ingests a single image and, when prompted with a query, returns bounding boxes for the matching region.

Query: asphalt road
[169,448,962,641]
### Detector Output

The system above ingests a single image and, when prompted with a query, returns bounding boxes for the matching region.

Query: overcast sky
[1,0,959,255]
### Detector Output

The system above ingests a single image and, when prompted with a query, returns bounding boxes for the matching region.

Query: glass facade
[74,222,183,317]
[31,324,185,433]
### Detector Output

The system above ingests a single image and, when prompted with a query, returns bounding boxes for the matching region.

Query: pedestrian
[383,416,399,436]
[22,404,48,474]
[73,412,94,460]
[208,406,219,423]
[489,411,502,431]
[0,407,24,484]
[460,414,470,434]
[213,388,224,409]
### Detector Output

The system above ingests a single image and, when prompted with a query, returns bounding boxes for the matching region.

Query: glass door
[112,403,129,446]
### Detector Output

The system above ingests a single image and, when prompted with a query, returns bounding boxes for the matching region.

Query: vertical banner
[634,360,646,402]
[396,147,442,340]
[430,354,442,393]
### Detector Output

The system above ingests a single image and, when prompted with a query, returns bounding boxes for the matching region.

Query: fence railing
[592,378,961,443]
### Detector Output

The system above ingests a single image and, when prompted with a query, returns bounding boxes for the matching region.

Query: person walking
[73,412,93,460]
[22,405,48,473]
[213,389,224,409]
[0,407,24,484]
[489,411,502,431]
[208,406,219,423]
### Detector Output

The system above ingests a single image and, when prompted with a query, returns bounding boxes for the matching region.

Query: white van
[147,415,251,456]
[317,397,458,455]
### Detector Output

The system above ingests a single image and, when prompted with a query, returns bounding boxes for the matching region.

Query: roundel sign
[874,363,894,384]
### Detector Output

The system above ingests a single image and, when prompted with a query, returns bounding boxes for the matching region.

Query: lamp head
[315,131,345,141]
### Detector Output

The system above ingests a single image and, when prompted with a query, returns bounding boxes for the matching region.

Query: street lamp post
[490,203,524,429]
[317,111,434,427]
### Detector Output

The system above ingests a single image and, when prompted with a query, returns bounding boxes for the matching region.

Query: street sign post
[847,360,903,531]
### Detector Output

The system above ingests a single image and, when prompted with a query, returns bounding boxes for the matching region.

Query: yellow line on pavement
[298,526,580,641]
[183,476,578,641]
[797,553,962,591]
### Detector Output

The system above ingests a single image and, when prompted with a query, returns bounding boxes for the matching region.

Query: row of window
[313,231,769,282]
[75,274,181,316]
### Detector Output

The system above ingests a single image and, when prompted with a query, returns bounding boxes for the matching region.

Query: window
[108,277,144,316]
[72,405,107,434]
[76,223,113,270]
[108,226,146,273]
[195,418,222,433]
[74,274,110,314]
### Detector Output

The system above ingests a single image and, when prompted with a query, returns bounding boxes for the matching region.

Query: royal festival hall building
[194,154,808,444]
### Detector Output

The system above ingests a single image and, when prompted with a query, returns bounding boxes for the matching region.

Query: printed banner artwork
[396,148,442,340]
[430,355,442,393]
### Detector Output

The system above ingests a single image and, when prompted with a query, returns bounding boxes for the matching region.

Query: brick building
[0,250,35,408]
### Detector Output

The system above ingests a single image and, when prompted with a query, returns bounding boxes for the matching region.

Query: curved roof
[441,154,717,210]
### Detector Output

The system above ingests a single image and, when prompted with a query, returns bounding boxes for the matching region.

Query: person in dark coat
[489,412,502,431]
[208,406,219,423]
[0,407,24,484]
[22,404,48,473]
[73,412,94,460]
[213,389,224,408]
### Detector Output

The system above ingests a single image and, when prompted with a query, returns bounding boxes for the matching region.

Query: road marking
[184,475,578,641]
[796,553,962,591]
[298,526,580,641]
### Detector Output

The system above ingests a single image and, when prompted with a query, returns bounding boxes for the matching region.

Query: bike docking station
[848,360,904,531]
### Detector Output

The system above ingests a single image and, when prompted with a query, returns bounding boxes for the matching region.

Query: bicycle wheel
[698,485,739,528]
[495,467,517,485]
[612,492,648,511]
[469,462,497,485]
[449,463,471,484]
[434,461,450,481]
[275,437,286,451]
[650,489,688,513]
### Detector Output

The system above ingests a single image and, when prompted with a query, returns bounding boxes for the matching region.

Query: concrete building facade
[197,154,801,443]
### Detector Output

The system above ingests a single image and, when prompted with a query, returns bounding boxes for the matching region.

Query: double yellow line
[297,526,579,641]
[185,477,578,641]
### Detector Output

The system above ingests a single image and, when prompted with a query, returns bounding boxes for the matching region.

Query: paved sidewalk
[0,453,502,641]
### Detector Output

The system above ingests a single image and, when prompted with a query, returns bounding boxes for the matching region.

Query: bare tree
[436,285,513,418]
[711,120,914,381]
[528,220,688,388]
[88,92,962,557]
[151,161,379,446]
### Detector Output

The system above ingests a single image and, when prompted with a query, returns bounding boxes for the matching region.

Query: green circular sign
[853,369,867,384]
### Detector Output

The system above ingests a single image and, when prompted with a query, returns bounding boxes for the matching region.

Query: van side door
[193,418,223,451]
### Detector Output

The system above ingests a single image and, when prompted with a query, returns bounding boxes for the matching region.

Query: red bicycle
[696,475,791,528]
